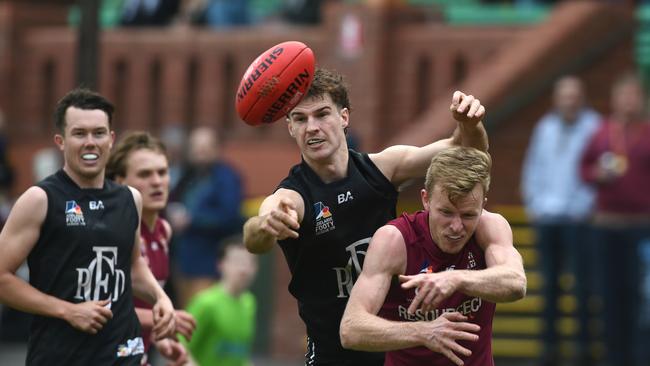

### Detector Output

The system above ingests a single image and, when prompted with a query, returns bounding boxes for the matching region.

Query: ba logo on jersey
[314,201,335,235]
[89,200,104,210]
[65,200,86,226]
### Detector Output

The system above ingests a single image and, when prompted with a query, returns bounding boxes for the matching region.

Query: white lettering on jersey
[397,297,483,321]
[333,237,370,298]
[337,191,354,204]
[74,246,126,302]
[89,200,104,210]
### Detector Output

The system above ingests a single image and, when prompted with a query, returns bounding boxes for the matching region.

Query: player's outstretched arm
[243,188,304,254]
[340,225,480,366]
[369,92,487,187]
[0,187,113,334]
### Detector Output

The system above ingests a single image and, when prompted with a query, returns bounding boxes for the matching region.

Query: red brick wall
[389,1,636,207]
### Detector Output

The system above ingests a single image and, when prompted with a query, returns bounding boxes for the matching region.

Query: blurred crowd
[69,0,326,29]
[522,71,650,366]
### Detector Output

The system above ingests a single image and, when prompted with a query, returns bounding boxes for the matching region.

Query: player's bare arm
[462,211,527,301]
[243,188,304,254]
[134,218,195,339]
[0,187,113,334]
[128,187,176,340]
[370,92,487,186]
[340,225,480,366]
[134,217,174,331]
[449,91,488,151]
[400,211,526,312]
[159,219,196,339]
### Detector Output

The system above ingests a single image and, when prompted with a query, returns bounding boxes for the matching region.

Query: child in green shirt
[184,238,258,366]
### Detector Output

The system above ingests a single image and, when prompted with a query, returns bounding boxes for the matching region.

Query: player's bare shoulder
[365,224,408,275]
[475,209,513,248]
[479,209,509,225]
[126,185,143,211]
[13,186,48,223]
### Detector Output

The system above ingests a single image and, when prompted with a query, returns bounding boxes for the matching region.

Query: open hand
[420,312,481,366]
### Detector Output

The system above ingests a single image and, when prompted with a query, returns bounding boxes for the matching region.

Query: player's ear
[340,107,349,129]
[287,122,295,137]
[420,189,429,210]
[54,134,64,151]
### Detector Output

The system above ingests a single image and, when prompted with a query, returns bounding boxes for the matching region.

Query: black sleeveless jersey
[26,170,143,366]
[278,150,398,365]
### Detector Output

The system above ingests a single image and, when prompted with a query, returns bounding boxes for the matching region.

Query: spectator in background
[121,0,180,26]
[160,125,187,192]
[183,237,257,366]
[281,0,323,24]
[178,0,251,28]
[580,72,650,366]
[32,148,63,182]
[168,126,244,307]
[521,76,601,366]
[107,131,196,366]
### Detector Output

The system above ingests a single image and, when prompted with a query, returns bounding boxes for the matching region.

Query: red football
[235,41,316,126]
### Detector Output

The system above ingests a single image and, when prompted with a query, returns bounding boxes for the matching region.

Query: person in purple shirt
[340,146,526,366]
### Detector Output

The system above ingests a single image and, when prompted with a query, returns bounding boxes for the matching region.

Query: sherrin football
[235,41,316,126]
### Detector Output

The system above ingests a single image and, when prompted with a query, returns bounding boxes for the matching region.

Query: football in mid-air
[235,41,316,126]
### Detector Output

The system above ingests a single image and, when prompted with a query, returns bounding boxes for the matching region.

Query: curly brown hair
[106,131,167,180]
[305,68,351,112]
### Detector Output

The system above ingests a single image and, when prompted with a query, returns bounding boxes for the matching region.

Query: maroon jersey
[134,217,170,352]
[378,211,496,366]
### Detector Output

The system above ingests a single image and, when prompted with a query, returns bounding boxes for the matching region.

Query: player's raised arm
[243,188,305,254]
[370,91,487,187]
[449,91,488,151]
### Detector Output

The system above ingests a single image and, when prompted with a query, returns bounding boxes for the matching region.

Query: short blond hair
[424,146,492,203]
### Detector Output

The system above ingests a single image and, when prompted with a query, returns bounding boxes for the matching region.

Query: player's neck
[305,146,349,184]
[141,210,159,231]
[63,166,105,189]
